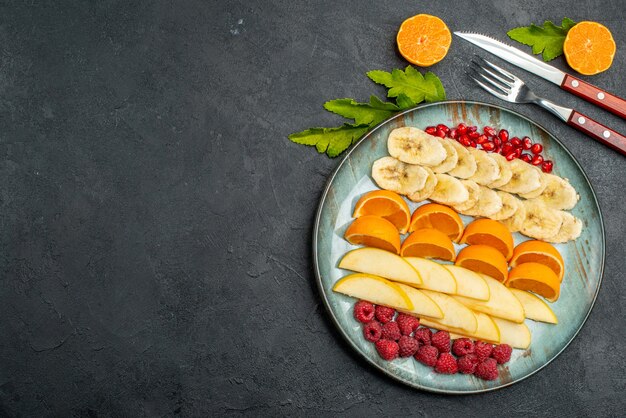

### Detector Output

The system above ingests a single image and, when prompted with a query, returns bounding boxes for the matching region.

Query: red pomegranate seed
[505,152,516,161]
[435,128,447,138]
[501,143,514,155]
[468,131,480,140]
[514,148,523,157]
[498,129,509,142]
[542,160,554,173]
[522,137,532,150]
[510,137,521,147]
[457,123,468,134]
[437,124,450,134]
[494,145,502,154]
[425,126,437,135]
[459,135,471,147]
[469,140,477,148]
[476,134,488,144]
[531,143,543,154]
[531,154,544,165]
[449,128,458,139]
[484,126,496,137]
[468,125,478,133]
[520,153,532,163]
[482,142,496,151]
[493,137,502,146]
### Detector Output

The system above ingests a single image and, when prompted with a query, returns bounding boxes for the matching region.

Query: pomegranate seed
[505,152,516,161]
[437,124,450,134]
[469,125,478,133]
[531,154,544,165]
[476,134,488,144]
[435,128,446,138]
[449,128,459,139]
[484,126,496,137]
[470,140,478,148]
[522,137,532,150]
[459,135,471,147]
[457,123,468,134]
[531,143,543,154]
[425,126,437,135]
[514,148,523,157]
[468,131,480,140]
[542,160,554,173]
[494,145,502,154]
[520,153,532,163]
[493,137,502,146]
[482,142,496,151]
[498,129,509,142]
[501,143,514,155]
[510,137,522,147]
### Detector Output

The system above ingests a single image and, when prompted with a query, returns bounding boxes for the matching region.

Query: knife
[455,32,626,120]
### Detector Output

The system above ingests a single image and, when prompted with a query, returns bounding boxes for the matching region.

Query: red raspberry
[381,321,401,341]
[414,327,432,346]
[353,300,375,323]
[375,339,399,361]
[414,345,439,367]
[434,353,458,374]
[474,341,494,361]
[474,358,499,380]
[491,344,513,364]
[363,321,382,342]
[457,354,479,374]
[396,313,420,336]
[375,306,396,323]
[452,338,475,356]
[431,331,451,353]
[398,336,419,357]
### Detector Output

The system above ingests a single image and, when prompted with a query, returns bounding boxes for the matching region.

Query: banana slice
[500,197,527,232]
[453,180,481,212]
[519,168,548,199]
[489,191,521,220]
[521,200,564,240]
[533,173,580,210]
[429,173,470,205]
[407,168,438,202]
[447,141,477,179]
[372,157,429,195]
[498,159,543,195]
[487,153,513,189]
[546,211,583,243]
[388,127,447,166]
[431,139,459,173]
[468,148,500,185]
[459,186,503,217]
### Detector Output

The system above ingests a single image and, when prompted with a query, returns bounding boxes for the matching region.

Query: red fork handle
[562,75,626,120]
[567,110,626,156]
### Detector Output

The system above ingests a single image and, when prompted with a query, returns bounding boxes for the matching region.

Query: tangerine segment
[397,14,452,66]
[564,21,616,75]
[510,240,564,282]
[506,262,561,302]
[344,215,401,254]
[400,228,455,261]
[460,219,514,261]
[353,190,411,233]
[455,245,508,283]
[409,203,464,241]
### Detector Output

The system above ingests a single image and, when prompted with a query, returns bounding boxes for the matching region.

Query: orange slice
[353,190,411,234]
[459,219,514,261]
[344,215,401,254]
[400,228,455,261]
[455,245,508,283]
[409,203,464,242]
[510,240,565,282]
[396,14,452,66]
[563,21,616,75]
[506,262,561,302]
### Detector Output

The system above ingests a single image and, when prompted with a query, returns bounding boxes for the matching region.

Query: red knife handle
[561,74,626,120]
[567,110,626,156]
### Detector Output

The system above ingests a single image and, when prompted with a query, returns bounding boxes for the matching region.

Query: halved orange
[396,14,452,67]
[459,219,514,261]
[400,228,455,261]
[344,215,401,254]
[510,240,564,282]
[506,262,561,302]
[353,190,411,234]
[455,245,508,283]
[409,203,464,242]
[564,21,616,75]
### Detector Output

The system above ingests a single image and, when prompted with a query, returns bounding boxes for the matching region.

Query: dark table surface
[1,1,625,416]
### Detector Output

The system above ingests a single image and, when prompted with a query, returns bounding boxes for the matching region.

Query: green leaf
[288,124,370,157]
[367,66,446,103]
[507,17,577,61]
[396,93,417,110]
[323,96,399,127]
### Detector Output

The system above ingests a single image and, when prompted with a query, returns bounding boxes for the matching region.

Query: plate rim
[312,100,606,394]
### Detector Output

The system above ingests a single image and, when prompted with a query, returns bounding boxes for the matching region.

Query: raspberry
[474,358,499,380]
[452,338,475,357]
[398,336,419,357]
[375,339,399,361]
[457,354,479,374]
[414,327,432,346]
[353,300,375,323]
[375,306,396,323]
[381,321,401,341]
[396,313,420,336]
[491,344,513,364]
[431,330,451,353]
[474,341,494,361]
[434,353,458,374]
[415,345,439,367]
[363,321,382,342]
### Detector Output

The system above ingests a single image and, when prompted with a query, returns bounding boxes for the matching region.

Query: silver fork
[469,56,626,156]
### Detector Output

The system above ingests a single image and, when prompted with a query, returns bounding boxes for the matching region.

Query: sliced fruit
[420,290,478,333]
[564,21,616,75]
[442,265,489,301]
[455,245,508,283]
[408,202,464,241]
[404,257,457,294]
[468,148,500,185]
[510,240,564,282]
[396,14,452,67]
[533,173,579,210]
[407,167,438,202]
[491,317,531,349]
[521,200,564,241]
[338,247,422,286]
[452,180,480,212]
[546,211,583,243]
[510,288,558,324]
[447,140,477,178]
[429,174,470,206]
[400,228,455,261]
[431,139,459,173]
[489,191,520,221]
[454,274,525,323]
[498,158,543,195]
[371,156,429,195]
[333,273,413,310]
[506,262,561,302]
[395,283,444,319]
[458,186,503,218]
[460,219,514,260]
[500,196,527,233]
[486,153,513,189]
[518,167,547,199]
[352,190,411,233]
[387,127,447,166]
[444,312,501,344]
[344,215,401,254]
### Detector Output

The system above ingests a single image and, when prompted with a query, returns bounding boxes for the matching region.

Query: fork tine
[474,55,517,82]
[467,73,511,101]
[468,67,510,95]
[470,60,514,88]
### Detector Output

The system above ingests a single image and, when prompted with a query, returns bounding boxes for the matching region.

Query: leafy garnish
[507,18,576,61]
[367,66,446,103]
[324,96,400,126]
[288,124,370,158]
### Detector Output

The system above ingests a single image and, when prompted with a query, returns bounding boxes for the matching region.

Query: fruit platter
[313,101,604,393]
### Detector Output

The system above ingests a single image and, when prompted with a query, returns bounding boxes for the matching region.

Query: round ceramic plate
[313,101,605,393]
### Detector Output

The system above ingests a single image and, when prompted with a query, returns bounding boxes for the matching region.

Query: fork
[469,56,626,156]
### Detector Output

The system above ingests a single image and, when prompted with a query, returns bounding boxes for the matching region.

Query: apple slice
[491,316,531,349]
[443,265,489,301]
[445,312,500,343]
[453,274,525,323]
[404,257,457,294]
[339,248,422,286]
[419,290,477,333]
[510,288,558,324]
[395,283,444,319]
[333,273,413,310]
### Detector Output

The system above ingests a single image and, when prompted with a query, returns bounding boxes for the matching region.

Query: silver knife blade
[455,32,566,85]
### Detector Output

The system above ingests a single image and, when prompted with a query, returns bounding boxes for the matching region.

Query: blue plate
[313,101,605,393]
